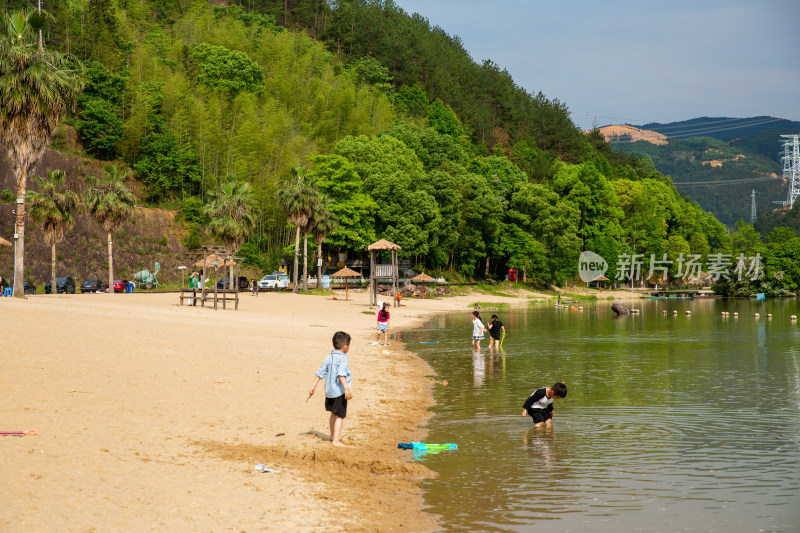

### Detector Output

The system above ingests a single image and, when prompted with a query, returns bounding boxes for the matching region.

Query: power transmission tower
[751,189,756,223]
[781,134,800,209]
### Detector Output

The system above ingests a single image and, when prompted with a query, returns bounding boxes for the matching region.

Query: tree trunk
[316,241,323,289]
[293,225,300,293]
[12,166,28,299]
[303,234,308,291]
[51,240,57,295]
[108,231,114,294]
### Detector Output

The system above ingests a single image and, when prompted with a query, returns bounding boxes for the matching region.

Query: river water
[405,298,800,532]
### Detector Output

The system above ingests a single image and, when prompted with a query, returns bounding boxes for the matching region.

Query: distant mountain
[637,116,800,144]
[609,117,800,227]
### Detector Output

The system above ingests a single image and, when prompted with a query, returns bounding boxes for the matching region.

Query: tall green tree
[203,177,257,283]
[28,169,81,294]
[307,154,377,251]
[0,8,83,298]
[311,206,338,290]
[277,167,319,293]
[85,165,136,293]
[302,195,335,291]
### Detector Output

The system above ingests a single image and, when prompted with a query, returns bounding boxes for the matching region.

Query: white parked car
[258,274,279,290]
[259,273,291,290]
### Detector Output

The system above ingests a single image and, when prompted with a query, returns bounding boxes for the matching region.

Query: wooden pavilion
[366,239,401,307]
[178,245,242,310]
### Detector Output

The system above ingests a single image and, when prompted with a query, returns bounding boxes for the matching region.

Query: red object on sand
[0,430,37,436]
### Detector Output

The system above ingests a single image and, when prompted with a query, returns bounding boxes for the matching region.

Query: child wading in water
[471,310,487,350]
[522,382,567,427]
[488,314,505,350]
[309,331,353,446]
[376,302,390,345]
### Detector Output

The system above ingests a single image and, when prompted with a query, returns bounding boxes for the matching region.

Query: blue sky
[391,0,800,130]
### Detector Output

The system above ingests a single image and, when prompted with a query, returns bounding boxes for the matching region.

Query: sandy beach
[0,285,642,531]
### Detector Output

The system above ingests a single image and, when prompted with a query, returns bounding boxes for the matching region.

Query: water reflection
[410,299,800,532]
[472,351,485,388]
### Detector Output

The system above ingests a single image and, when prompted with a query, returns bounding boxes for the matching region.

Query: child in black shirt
[522,382,567,427]
[487,314,505,350]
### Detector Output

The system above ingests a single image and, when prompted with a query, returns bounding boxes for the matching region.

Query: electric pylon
[781,135,800,209]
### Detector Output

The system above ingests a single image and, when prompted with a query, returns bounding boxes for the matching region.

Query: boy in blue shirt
[309,331,353,447]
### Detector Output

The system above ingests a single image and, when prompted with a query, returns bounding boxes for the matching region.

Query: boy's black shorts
[528,408,552,424]
[325,394,348,418]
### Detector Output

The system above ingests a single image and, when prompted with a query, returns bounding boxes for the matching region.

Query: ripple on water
[413,301,800,532]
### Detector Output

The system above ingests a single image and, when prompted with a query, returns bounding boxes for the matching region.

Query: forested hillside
[613,134,785,227]
[5,0,799,294]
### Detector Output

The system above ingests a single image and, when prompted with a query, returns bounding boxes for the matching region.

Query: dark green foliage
[755,202,800,237]
[382,121,467,172]
[238,241,270,270]
[427,100,464,139]
[214,6,284,32]
[350,55,393,95]
[177,196,207,225]
[183,226,202,250]
[511,140,558,183]
[307,154,378,251]
[75,61,128,158]
[393,84,429,118]
[191,43,266,96]
[134,133,202,201]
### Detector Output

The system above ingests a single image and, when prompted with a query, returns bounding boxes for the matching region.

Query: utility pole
[781,135,800,209]
[751,189,756,223]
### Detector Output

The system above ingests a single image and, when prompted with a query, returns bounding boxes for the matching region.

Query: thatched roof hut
[366,239,401,307]
[330,267,361,278]
[331,267,361,300]
[411,272,436,298]
[366,239,402,251]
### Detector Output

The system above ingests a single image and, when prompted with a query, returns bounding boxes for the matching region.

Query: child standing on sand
[309,331,353,446]
[376,302,390,345]
[471,310,487,350]
[521,382,568,427]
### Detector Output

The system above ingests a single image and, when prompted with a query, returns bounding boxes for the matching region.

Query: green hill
[612,126,792,227]
[6,0,793,293]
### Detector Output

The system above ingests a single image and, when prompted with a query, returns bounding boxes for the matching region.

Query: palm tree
[85,165,136,293]
[0,9,84,298]
[277,167,318,293]
[311,204,338,290]
[28,169,81,293]
[203,177,256,283]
